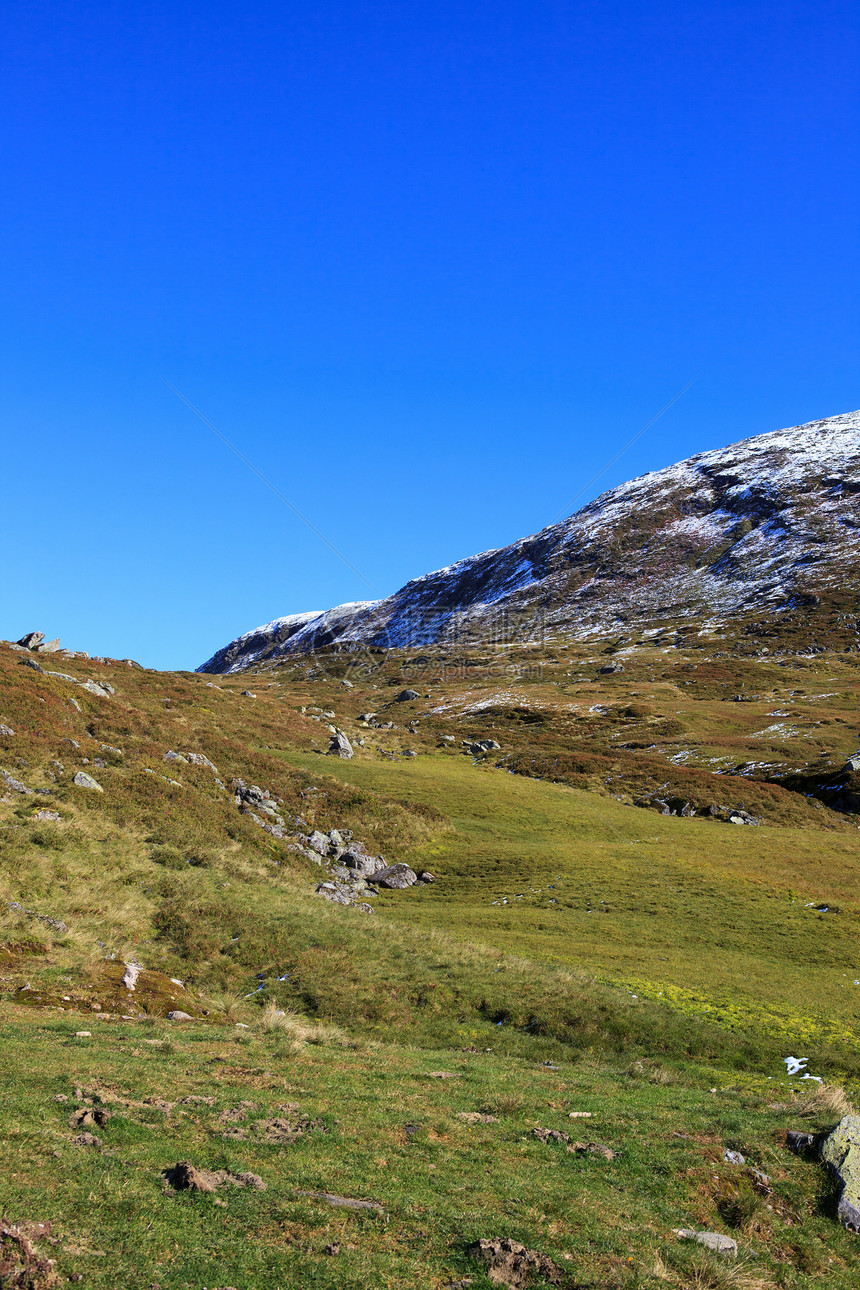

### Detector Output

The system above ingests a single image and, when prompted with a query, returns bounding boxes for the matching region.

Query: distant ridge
[199,411,860,673]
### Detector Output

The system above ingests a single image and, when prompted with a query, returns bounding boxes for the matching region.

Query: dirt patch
[0,1219,59,1289]
[468,1237,564,1287]
[163,1162,266,1192]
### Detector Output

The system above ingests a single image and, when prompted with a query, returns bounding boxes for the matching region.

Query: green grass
[1,1005,857,1289]
[2,627,860,1287]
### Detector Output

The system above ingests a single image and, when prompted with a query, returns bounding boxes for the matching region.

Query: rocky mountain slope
[200,410,860,672]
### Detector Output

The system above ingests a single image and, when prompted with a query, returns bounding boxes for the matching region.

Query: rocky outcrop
[819,1115,860,1231]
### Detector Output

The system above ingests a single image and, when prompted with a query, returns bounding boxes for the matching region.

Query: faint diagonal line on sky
[549,378,698,526]
[164,380,378,592]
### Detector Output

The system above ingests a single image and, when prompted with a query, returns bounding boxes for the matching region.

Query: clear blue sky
[2,1,858,669]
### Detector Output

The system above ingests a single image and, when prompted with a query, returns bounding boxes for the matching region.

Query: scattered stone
[186,752,218,772]
[819,1114,860,1231]
[417,870,437,883]
[72,771,103,792]
[19,659,45,673]
[166,1011,195,1022]
[163,751,188,764]
[297,1191,383,1213]
[0,725,14,737]
[33,809,60,822]
[307,830,330,854]
[724,1149,745,1165]
[674,1229,737,1257]
[6,902,67,934]
[568,1111,592,1119]
[240,691,256,698]
[599,662,624,674]
[395,689,420,702]
[458,1112,499,1124]
[468,1237,563,1287]
[17,632,45,649]
[0,1218,59,1288]
[2,771,32,795]
[121,963,141,991]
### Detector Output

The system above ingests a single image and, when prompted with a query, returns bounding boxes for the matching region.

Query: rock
[468,1237,563,1287]
[819,1114,860,1231]
[599,662,624,674]
[34,639,61,654]
[166,1010,195,1022]
[327,731,354,759]
[724,1149,745,1165]
[0,725,14,737]
[395,689,420,702]
[0,1218,60,1288]
[307,830,330,855]
[19,659,45,673]
[240,691,256,698]
[358,713,377,722]
[72,1132,101,1147]
[458,1111,499,1124]
[121,963,141,991]
[342,851,386,877]
[186,752,218,771]
[2,771,33,795]
[315,882,355,907]
[371,863,418,889]
[418,870,437,883]
[674,1230,737,1257]
[469,739,501,755]
[163,750,188,764]
[845,756,860,773]
[72,772,103,792]
[440,734,455,743]
[17,632,45,649]
[402,749,417,758]
[100,744,122,756]
[786,1130,818,1154]
[5,901,67,934]
[81,680,114,698]
[33,810,61,822]
[340,679,354,688]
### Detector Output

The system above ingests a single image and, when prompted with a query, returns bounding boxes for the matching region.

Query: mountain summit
[199,410,860,673]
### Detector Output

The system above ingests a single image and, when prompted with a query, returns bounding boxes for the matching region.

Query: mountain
[199,410,860,672]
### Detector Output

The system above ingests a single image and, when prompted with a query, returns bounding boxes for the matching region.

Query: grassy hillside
[1,624,859,1288]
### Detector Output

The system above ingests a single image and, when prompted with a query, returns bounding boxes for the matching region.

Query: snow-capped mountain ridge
[199,411,860,673]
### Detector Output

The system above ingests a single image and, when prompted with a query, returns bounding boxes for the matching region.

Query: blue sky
[3,0,858,669]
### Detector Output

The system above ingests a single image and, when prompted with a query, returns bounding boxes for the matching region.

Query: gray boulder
[2,770,33,795]
[307,830,329,855]
[395,689,419,702]
[82,679,114,697]
[327,731,354,760]
[371,863,418,889]
[819,1115,860,1231]
[675,1229,737,1256]
[34,638,62,653]
[845,756,860,773]
[19,658,45,673]
[164,750,188,764]
[599,662,624,674]
[73,771,103,792]
[186,752,218,771]
[17,632,44,649]
[342,851,386,877]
